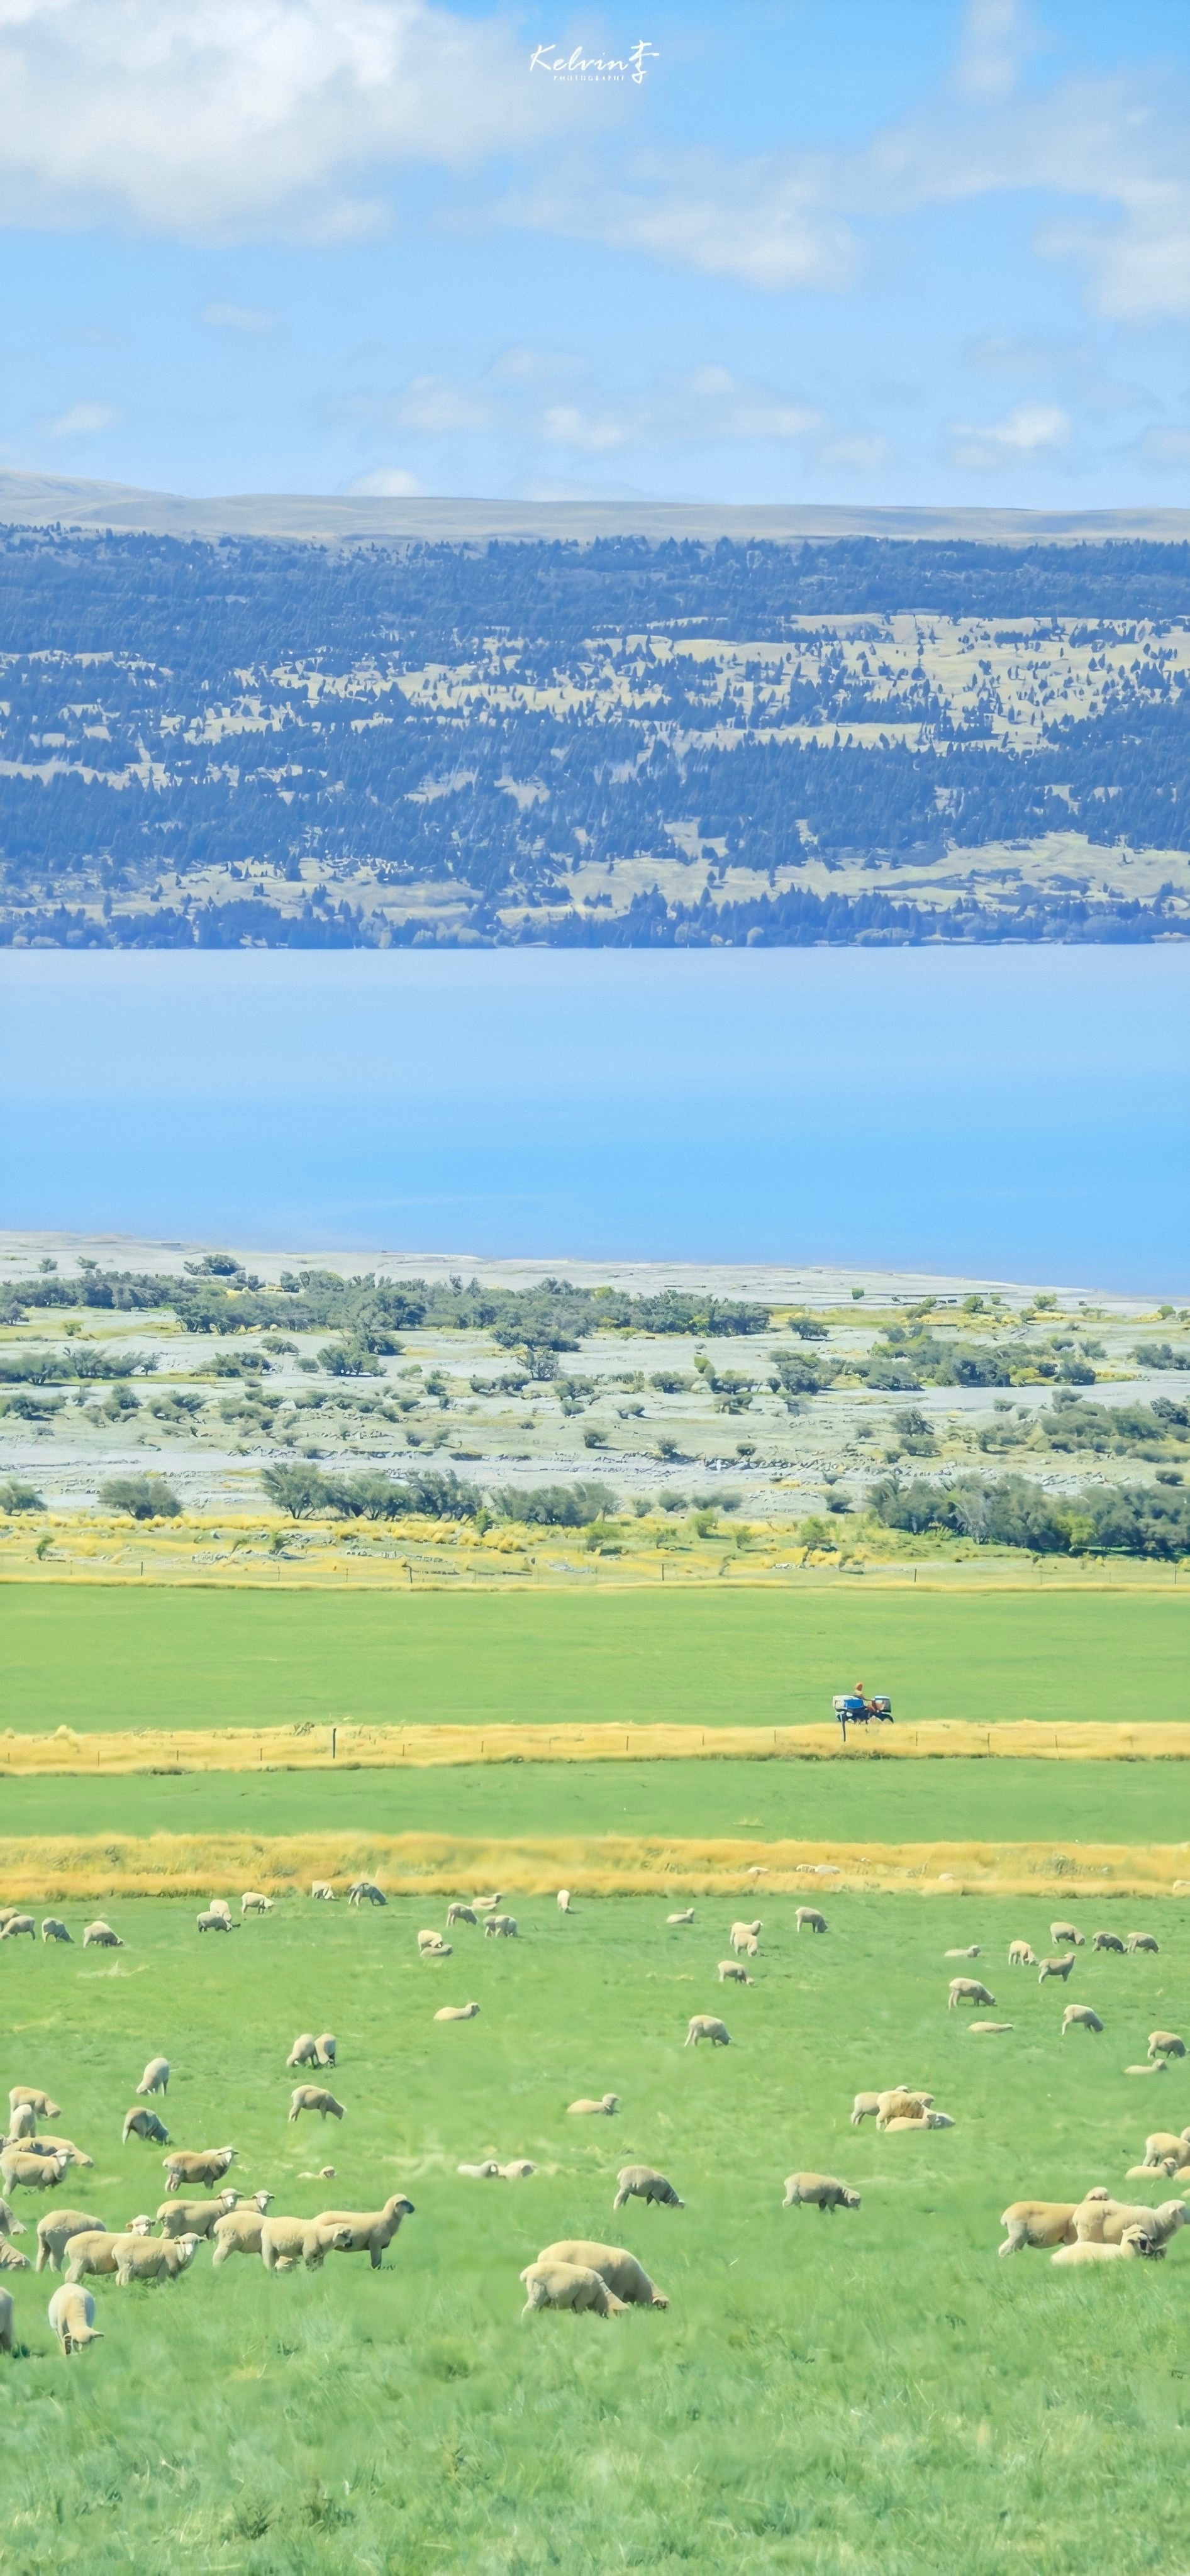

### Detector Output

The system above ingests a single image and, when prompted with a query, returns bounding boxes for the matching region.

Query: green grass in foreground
[4,1583,1187,1735]
[6,1757,1190,1847]
[3,1891,1190,2573]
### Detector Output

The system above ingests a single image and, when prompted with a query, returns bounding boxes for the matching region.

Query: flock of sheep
[0,1886,1184,2357]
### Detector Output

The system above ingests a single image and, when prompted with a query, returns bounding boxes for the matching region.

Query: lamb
[945,1946,981,1960]
[557,1890,572,1914]
[484,1914,518,1939]
[241,1891,273,1914]
[685,2016,730,2046]
[730,1921,761,1954]
[417,1930,452,1957]
[1038,1955,1075,1984]
[82,1922,121,1948]
[718,1961,754,1985]
[347,1880,386,1906]
[123,2107,170,2145]
[1052,2225,1164,2266]
[1142,2129,1190,2170]
[311,1882,336,1901]
[136,2058,170,2098]
[1,1914,35,1940]
[163,2148,236,2193]
[9,2090,60,2121]
[538,2241,667,2307]
[434,2003,480,2022]
[613,2165,684,2211]
[884,2111,955,2131]
[851,2093,882,2126]
[1,2153,65,2194]
[114,2233,201,2286]
[1148,2032,1186,2061]
[48,2284,102,2355]
[446,1904,477,1926]
[948,1979,995,2008]
[40,1918,72,1944]
[287,2034,321,2068]
[520,2260,626,2319]
[35,2209,106,2273]
[260,2217,355,2272]
[1008,1941,1036,1967]
[1127,1932,1159,1954]
[796,1908,828,1935]
[1062,2004,1104,2035]
[1074,2195,1189,2248]
[782,2173,861,2214]
[287,2087,344,2123]
[567,2094,618,2115]
[1093,1931,1126,1953]
[310,2195,414,2267]
[316,2034,336,2067]
[667,1910,695,1926]
[197,1909,233,1934]
[1050,1921,1084,1947]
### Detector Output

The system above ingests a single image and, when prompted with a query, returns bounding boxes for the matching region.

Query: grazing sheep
[1062,2004,1104,2035]
[945,1946,981,1960]
[9,2091,60,2122]
[1,1914,35,1940]
[40,1918,72,1945]
[1143,2129,1190,2170]
[261,2218,355,2273]
[0,2241,30,2273]
[0,2287,12,2350]
[163,2148,236,2194]
[417,1931,452,1957]
[207,1899,233,1924]
[851,2092,883,2126]
[316,2034,336,2067]
[1093,1931,1126,1954]
[311,1882,336,1901]
[782,2172,860,2213]
[63,2230,125,2282]
[48,2284,101,2355]
[136,2058,170,2099]
[0,2199,25,2241]
[948,1979,995,2009]
[196,1909,233,1935]
[35,2209,106,2273]
[613,2166,684,2211]
[1050,1921,1084,1948]
[520,2260,625,2320]
[1075,2196,1189,2248]
[1052,2225,1164,2266]
[730,1921,762,1955]
[1127,1932,1160,1954]
[567,2094,619,2116]
[876,2090,940,2124]
[458,2161,501,2179]
[484,1914,518,1939]
[82,1922,121,1948]
[434,2003,480,2023]
[446,1905,477,1927]
[241,1892,273,1914]
[1150,2032,1186,2061]
[287,2087,343,2123]
[7,2104,36,2142]
[311,2196,414,2267]
[211,2208,269,2265]
[538,2241,667,2308]
[557,1890,572,1914]
[884,2111,955,2131]
[1,2153,65,2195]
[1008,1941,1036,1967]
[796,1908,828,1935]
[38,2138,92,2170]
[1038,1955,1075,1985]
[287,2034,321,2069]
[667,1910,695,1926]
[157,2192,267,2240]
[718,1961,754,1985]
[115,2233,201,2286]
[499,2162,535,2180]
[347,1880,386,1907]
[685,2016,730,2047]
[123,2107,170,2146]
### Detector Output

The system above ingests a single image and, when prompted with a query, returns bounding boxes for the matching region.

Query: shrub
[0,1479,44,1513]
[99,1475,182,1521]
[491,1481,614,1527]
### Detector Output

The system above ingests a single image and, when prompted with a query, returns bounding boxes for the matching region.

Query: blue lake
[2,948,1187,1292]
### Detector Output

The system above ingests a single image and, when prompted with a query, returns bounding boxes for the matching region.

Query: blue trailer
[832,1692,893,1742]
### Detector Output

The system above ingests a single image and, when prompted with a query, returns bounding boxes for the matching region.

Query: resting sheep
[1062,2004,1104,2035]
[458,2162,500,2179]
[123,2108,169,2146]
[446,1905,477,1927]
[613,2165,684,2211]
[1050,1921,1084,1948]
[35,2209,106,2273]
[9,2090,60,2121]
[1008,1941,1036,1967]
[48,2284,101,2355]
[1,2153,65,2194]
[884,2111,955,2131]
[718,1961,754,1985]
[1093,1931,1125,1954]
[241,1891,273,1914]
[163,2148,236,2194]
[40,1918,72,1945]
[796,1908,828,1935]
[287,2087,343,2123]
[0,2241,30,2273]
[473,1894,501,1913]
[1038,1955,1075,1985]
[879,2091,943,2126]
[520,2260,625,2320]
[499,2161,535,2180]
[347,1880,386,1907]
[568,2094,618,2115]
[417,1930,452,1957]
[1075,2195,1189,2248]
[260,2217,355,2272]
[538,2241,667,2307]
[1052,2226,1164,2266]
[667,1910,695,1926]
[948,1979,995,2008]
[685,2016,730,2047]
[82,1922,121,1948]
[1,1915,35,1940]
[434,2004,479,2023]
[782,2173,860,2213]
[1127,1932,1159,1954]
[1149,2032,1186,2061]
[136,2058,170,2099]
[38,2136,92,2169]
[311,2195,414,2267]
[114,2232,201,2286]
[945,1946,981,1960]
[1126,2064,1166,2078]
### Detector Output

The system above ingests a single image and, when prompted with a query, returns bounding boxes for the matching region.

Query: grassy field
[2,1889,1189,2573]
[4,1584,1187,1735]
[6,1756,1190,1846]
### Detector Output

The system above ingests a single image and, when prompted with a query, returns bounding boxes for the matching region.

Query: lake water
[2,947,1187,1292]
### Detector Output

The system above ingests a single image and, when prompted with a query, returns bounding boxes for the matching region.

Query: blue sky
[1,0,1188,505]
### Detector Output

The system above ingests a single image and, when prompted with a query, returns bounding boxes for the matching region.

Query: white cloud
[345,464,424,495]
[499,148,859,294]
[44,400,121,436]
[947,401,1072,470]
[201,301,276,334]
[954,0,1040,106]
[1135,425,1190,467]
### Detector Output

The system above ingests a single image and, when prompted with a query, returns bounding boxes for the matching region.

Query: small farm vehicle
[833,1692,893,1742]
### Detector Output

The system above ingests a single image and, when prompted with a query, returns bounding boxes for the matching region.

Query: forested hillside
[2,526,1188,946]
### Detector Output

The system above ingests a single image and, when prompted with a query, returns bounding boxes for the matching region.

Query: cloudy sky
[2,0,1188,504]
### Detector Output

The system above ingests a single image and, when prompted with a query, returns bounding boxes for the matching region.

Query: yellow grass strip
[6,1719,1190,1775]
[2,1831,1189,1903]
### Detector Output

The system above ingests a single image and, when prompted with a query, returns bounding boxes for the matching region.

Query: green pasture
[3,1582,1186,1735]
[2,1890,1190,2571]
[5,1756,1190,1848]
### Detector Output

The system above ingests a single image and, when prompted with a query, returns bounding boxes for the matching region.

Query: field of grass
[6,1756,1190,1847]
[4,1584,1187,1735]
[3,1889,1189,2573]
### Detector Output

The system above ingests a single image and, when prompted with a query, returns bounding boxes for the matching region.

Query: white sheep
[48,2284,102,2355]
[63,2230,125,2282]
[157,2192,247,2240]
[1093,1930,1126,1953]
[1038,1955,1075,1985]
[287,2033,321,2069]
[241,1891,273,1914]
[38,2136,92,2169]
[458,2161,501,2179]
[557,1890,572,1914]
[1148,2032,1186,2061]
[82,1922,122,1948]
[667,1910,695,1926]
[9,2090,60,2121]
[311,2196,414,2267]
[567,2094,619,2115]
[287,2086,343,2123]
[40,1918,72,1945]
[782,2173,861,2214]
[948,1977,996,2008]
[417,1930,452,1957]
[260,2218,355,2272]
[136,2058,170,2099]
[114,2232,201,2286]
[311,1882,336,1901]
[883,2111,955,2131]
[0,2286,12,2350]
[730,1921,761,1955]
[1062,2004,1104,2035]
[876,2089,934,2127]
[347,1880,386,1907]
[7,2104,36,2142]
[484,1914,518,1939]
[446,1904,477,1927]
[945,1946,981,1960]
[1050,1921,1084,1948]
[520,2260,625,2320]
[207,1899,233,1924]
[0,1915,35,1940]
[434,2003,480,2023]
[123,2108,169,2146]
[1,2153,66,2195]
[499,2161,535,2180]
[685,2016,730,2047]
[35,2208,106,2273]
[196,1909,233,1935]
[1008,1941,1036,1967]
[316,2033,336,2067]
[473,1894,501,1913]
[795,1908,828,1935]
[538,2241,667,2308]
[124,2216,155,2237]
[718,1961,754,1985]
[162,2148,236,2193]
[1127,1932,1159,1954]
[1052,2226,1164,2266]
[613,2165,684,2211]
[0,2198,26,2242]
[1074,2196,1188,2249]
[211,2207,269,2266]
[1142,2129,1190,2170]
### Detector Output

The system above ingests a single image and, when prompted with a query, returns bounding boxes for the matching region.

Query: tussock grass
[2,1888,1190,2571]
